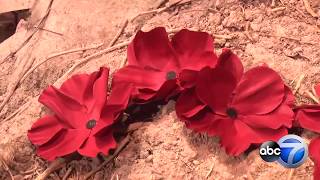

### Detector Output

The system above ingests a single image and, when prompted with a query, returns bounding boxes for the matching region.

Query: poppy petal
[113,65,168,100]
[218,120,287,156]
[37,129,90,161]
[171,29,218,70]
[179,69,198,89]
[39,86,86,129]
[92,83,133,135]
[316,83,320,97]
[284,85,295,108]
[78,127,116,157]
[231,66,285,115]
[295,105,320,133]
[309,137,320,180]
[196,67,237,114]
[176,88,205,119]
[217,49,244,83]
[128,27,179,71]
[28,115,63,146]
[241,102,294,129]
[59,67,109,116]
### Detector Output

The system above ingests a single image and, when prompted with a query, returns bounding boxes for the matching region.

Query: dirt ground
[0,0,320,179]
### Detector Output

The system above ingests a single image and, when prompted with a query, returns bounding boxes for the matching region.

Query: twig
[293,74,305,94]
[302,0,318,17]
[0,58,35,112]
[130,7,167,22]
[305,90,320,103]
[247,172,254,180]
[167,28,233,39]
[62,167,73,180]
[130,0,191,22]
[108,20,129,47]
[35,158,67,180]
[53,40,130,87]
[270,7,286,12]
[205,164,214,179]
[33,27,63,36]
[1,99,31,122]
[287,169,294,180]
[0,0,54,65]
[1,160,14,180]
[244,22,254,42]
[312,85,319,99]
[83,136,130,180]
[20,43,104,83]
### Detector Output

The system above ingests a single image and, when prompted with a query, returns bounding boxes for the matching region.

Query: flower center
[166,71,177,80]
[86,119,97,129]
[226,108,238,119]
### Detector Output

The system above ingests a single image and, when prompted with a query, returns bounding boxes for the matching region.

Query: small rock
[193,160,200,165]
[146,155,153,163]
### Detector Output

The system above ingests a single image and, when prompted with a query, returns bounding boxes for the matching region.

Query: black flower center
[166,71,177,80]
[86,119,97,129]
[226,108,238,119]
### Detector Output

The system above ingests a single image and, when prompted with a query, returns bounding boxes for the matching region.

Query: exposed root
[305,90,320,103]
[83,136,130,180]
[0,0,54,65]
[0,160,14,180]
[20,43,104,83]
[32,27,63,36]
[293,74,305,94]
[0,57,35,113]
[302,0,318,17]
[35,158,67,180]
[108,19,129,47]
[205,164,214,179]
[130,0,191,22]
[1,98,32,122]
[53,40,131,87]
[62,167,73,180]
[287,169,294,180]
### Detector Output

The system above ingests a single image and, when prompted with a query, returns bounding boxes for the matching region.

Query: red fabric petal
[128,27,179,71]
[39,86,87,129]
[78,127,116,157]
[196,67,237,114]
[176,88,206,119]
[92,83,133,135]
[231,66,285,115]
[218,120,288,156]
[284,85,295,108]
[316,83,320,97]
[179,69,198,89]
[241,102,294,129]
[171,29,218,70]
[113,65,167,100]
[295,105,320,133]
[59,67,109,117]
[28,115,63,146]
[37,129,90,161]
[309,137,320,180]
[217,49,244,83]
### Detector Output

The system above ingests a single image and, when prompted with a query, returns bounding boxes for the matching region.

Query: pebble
[193,160,200,165]
[146,155,153,163]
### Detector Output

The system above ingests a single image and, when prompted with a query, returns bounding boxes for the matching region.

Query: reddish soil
[0,0,319,179]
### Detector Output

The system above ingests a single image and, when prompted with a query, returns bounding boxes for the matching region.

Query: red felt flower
[27,67,133,161]
[294,83,320,132]
[310,137,320,179]
[113,27,218,103]
[176,49,294,156]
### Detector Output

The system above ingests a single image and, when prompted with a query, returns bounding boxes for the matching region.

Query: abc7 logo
[259,135,308,168]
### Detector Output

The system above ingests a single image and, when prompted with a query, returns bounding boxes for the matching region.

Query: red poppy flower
[294,83,320,132]
[309,137,320,180]
[27,67,133,161]
[176,49,294,156]
[112,27,218,103]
